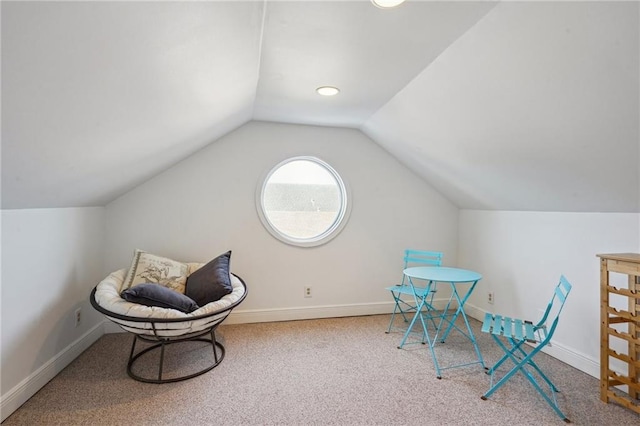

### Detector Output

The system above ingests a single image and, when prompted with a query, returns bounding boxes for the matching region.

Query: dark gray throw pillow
[185,250,233,306]
[121,283,199,313]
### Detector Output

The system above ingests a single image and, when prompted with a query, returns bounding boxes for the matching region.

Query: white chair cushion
[94,263,245,337]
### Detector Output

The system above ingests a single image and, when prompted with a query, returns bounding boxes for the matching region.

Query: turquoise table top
[403,266,482,283]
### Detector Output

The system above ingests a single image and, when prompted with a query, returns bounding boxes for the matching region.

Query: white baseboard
[1,322,104,422]
[103,320,125,334]
[103,301,396,332]
[225,301,394,324]
[538,340,600,379]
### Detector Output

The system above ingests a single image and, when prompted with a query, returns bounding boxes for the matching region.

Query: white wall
[459,210,640,377]
[1,207,105,421]
[105,121,459,322]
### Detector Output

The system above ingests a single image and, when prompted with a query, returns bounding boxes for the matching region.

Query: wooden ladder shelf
[597,253,640,415]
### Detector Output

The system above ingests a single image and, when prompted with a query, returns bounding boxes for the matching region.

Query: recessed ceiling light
[371,0,406,9]
[316,86,340,96]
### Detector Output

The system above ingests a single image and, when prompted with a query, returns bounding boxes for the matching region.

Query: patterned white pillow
[122,249,188,294]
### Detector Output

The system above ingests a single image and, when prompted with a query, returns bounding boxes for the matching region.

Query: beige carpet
[3,314,639,425]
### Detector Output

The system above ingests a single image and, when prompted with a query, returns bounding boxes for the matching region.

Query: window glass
[257,157,349,247]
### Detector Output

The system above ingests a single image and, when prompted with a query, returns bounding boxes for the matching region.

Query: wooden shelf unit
[597,253,640,414]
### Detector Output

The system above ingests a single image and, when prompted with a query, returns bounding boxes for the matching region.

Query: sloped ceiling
[2,1,638,212]
[253,0,496,127]
[2,1,263,208]
[363,1,640,212]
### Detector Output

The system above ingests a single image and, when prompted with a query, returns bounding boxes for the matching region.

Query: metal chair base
[127,328,224,384]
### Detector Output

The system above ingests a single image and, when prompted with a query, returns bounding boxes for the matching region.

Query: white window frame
[256,156,351,247]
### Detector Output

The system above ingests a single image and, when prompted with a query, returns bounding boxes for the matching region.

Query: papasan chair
[90,250,247,383]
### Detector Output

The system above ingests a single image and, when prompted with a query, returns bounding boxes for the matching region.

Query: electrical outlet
[487,292,494,305]
[304,286,312,298]
[75,308,82,327]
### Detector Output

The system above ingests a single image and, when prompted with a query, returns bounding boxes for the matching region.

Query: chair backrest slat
[398,250,443,287]
[537,275,572,343]
[403,249,443,268]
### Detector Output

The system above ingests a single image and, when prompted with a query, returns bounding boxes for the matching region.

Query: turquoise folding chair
[385,250,442,336]
[480,275,572,423]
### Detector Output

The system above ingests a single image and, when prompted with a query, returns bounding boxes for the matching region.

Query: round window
[257,156,350,247]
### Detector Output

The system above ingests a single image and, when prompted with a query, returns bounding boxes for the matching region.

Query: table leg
[396,279,443,378]
[436,280,485,369]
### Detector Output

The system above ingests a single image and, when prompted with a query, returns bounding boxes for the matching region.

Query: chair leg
[482,336,569,422]
[433,291,457,343]
[397,303,423,348]
[386,293,412,333]
[490,336,560,393]
[422,291,440,331]
[387,310,398,332]
[512,341,560,392]
[158,340,166,381]
[128,334,138,364]
[211,329,219,364]
[398,303,411,323]
[485,338,526,375]
[484,335,540,398]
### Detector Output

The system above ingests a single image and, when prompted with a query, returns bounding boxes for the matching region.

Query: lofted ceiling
[2,1,638,212]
